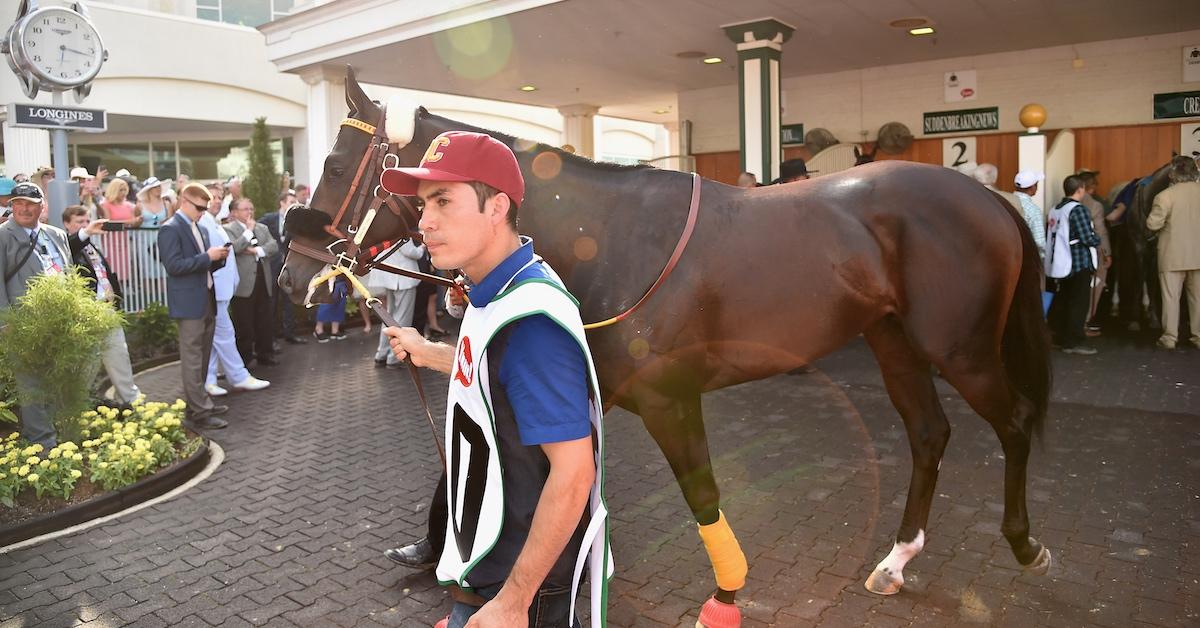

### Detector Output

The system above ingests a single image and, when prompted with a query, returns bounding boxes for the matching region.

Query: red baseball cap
[380,131,525,207]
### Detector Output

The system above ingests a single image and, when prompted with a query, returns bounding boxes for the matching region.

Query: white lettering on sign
[1185,96,1200,116]
[24,107,94,123]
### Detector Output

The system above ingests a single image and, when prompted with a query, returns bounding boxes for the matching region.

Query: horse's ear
[1172,150,1180,157]
[344,65,371,116]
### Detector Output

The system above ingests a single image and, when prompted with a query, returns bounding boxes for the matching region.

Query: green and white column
[723,18,794,184]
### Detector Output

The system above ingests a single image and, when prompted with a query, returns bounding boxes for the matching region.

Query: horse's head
[279,66,433,304]
[854,145,877,166]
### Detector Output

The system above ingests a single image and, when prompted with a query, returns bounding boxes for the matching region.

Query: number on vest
[449,404,491,562]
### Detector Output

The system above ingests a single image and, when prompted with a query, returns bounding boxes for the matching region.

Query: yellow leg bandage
[697,511,748,591]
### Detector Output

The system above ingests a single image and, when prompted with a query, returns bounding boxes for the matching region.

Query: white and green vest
[436,259,613,625]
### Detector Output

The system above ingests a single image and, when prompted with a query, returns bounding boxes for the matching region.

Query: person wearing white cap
[137,177,172,227]
[1014,170,1047,258]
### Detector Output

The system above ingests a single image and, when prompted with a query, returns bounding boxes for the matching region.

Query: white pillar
[1018,133,1048,212]
[2,121,52,178]
[723,18,794,184]
[300,66,346,192]
[660,121,684,172]
[558,104,599,159]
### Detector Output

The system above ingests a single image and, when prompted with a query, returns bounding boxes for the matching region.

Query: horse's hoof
[696,596,741,628]
[1022,545,1052,575]
[864,568,903,595]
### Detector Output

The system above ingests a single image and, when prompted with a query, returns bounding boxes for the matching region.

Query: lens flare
[432,19,514,81]
[531,151,563,180]
[573,236,598,261]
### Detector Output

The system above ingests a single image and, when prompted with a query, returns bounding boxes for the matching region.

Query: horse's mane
[418,109,652,174]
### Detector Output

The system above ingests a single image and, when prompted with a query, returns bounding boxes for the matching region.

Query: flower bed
[0,398,205,532]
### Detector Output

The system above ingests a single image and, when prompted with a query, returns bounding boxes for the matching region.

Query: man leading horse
[381,131,611,628]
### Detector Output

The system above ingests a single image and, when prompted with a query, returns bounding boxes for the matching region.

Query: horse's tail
[992,190,1053,441]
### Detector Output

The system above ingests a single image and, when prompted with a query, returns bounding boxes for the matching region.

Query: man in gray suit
[0,183,73,447]
[224,198,279,366]
[158,183,231,430]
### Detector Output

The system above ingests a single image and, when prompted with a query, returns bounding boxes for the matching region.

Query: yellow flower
[49,463,58,471]
[73,453,84,462]
[17,465,29,476]
[88,454,98,461]
[48,448,61,459]
[70,470,82,478]
[98,462,108,469]
[0,473,6,480]
[7,432,19,441]
[26,456,40,465]
[27,473,39,482]
[39,459,50,468]
[122,409,132,416]
[151,434,163,442]
[136,464,145,470]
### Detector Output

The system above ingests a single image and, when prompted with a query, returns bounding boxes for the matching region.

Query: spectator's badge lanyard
[34,231,63,275]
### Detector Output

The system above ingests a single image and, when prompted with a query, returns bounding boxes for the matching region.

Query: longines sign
[8,103,107,132]
[1153,91,1200,120]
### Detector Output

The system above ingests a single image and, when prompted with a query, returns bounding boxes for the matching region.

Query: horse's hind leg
[862,317,951,595]
[939,350,1052,574]
[632,384,747,628]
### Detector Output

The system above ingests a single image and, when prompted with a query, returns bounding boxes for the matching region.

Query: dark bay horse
[279,69,1053,624]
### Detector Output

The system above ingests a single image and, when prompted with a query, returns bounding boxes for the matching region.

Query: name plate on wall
[1153,91,1200,119]
[781,123,805,145]
[9,103,107,132]
[923,107,999,135]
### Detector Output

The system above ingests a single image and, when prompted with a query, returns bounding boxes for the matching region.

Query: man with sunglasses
[158,183,232,430]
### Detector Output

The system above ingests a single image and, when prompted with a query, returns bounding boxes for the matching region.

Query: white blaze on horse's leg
[865,529,925,595]
[384,98,418,148]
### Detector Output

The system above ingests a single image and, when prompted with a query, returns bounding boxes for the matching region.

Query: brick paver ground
[1,327,1197,627]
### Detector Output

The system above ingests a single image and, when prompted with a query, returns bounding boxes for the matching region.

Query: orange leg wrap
[697,510,748,591]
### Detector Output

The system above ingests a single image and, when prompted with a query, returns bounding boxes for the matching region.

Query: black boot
[383,537,437,569]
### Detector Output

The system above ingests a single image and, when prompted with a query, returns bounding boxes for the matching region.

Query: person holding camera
[224,198,279,367]
[62,206,141,407]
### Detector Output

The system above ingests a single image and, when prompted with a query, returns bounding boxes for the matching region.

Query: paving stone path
[1,330,1197,627]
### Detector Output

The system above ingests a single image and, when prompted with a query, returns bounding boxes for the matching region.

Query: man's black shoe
[186,415,228,430]
[285,336,308,345]
[211,404,229,416]
[383,538,437,569]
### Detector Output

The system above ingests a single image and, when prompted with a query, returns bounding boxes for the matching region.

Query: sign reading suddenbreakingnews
[1153,91,1200,120]
[9,103,107,132]
[923,107,999,135]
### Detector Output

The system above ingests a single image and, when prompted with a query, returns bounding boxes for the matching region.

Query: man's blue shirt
[469,237,591,446]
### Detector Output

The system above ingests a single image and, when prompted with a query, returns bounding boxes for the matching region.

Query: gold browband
[340,118,377,135]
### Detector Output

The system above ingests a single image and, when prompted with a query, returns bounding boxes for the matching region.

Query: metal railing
[93,228,168,314]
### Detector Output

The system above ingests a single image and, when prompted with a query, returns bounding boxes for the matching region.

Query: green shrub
[124,302,177,363]
[0,274,122,440]
[244,116,281,219]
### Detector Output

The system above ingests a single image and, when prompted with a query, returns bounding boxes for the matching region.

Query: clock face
[17,7,105,87]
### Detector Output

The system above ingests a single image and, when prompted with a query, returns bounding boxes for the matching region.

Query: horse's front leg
[633,385,747,628]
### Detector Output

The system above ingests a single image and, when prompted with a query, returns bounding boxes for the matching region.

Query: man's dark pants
[1049,270,1094,348]
[231,269,275,362]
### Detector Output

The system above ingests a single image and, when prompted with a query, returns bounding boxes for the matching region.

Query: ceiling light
[909,27,935,36]
[702,57,723,65]
[653,108,670,115]
[519,85,537,92]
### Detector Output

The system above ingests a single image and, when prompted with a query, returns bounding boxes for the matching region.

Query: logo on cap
[423,137,451,164]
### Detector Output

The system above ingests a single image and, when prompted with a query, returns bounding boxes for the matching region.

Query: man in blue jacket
[157,183,231,430]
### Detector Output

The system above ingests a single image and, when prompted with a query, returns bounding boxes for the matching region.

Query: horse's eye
[328,167,345,180]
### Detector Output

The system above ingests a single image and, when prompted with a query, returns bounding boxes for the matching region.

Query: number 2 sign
[942,137,977,169]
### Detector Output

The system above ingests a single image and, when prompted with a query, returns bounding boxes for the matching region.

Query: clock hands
[60,44,90,56]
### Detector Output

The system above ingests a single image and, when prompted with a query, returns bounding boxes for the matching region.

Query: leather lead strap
[367,299,447,467]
